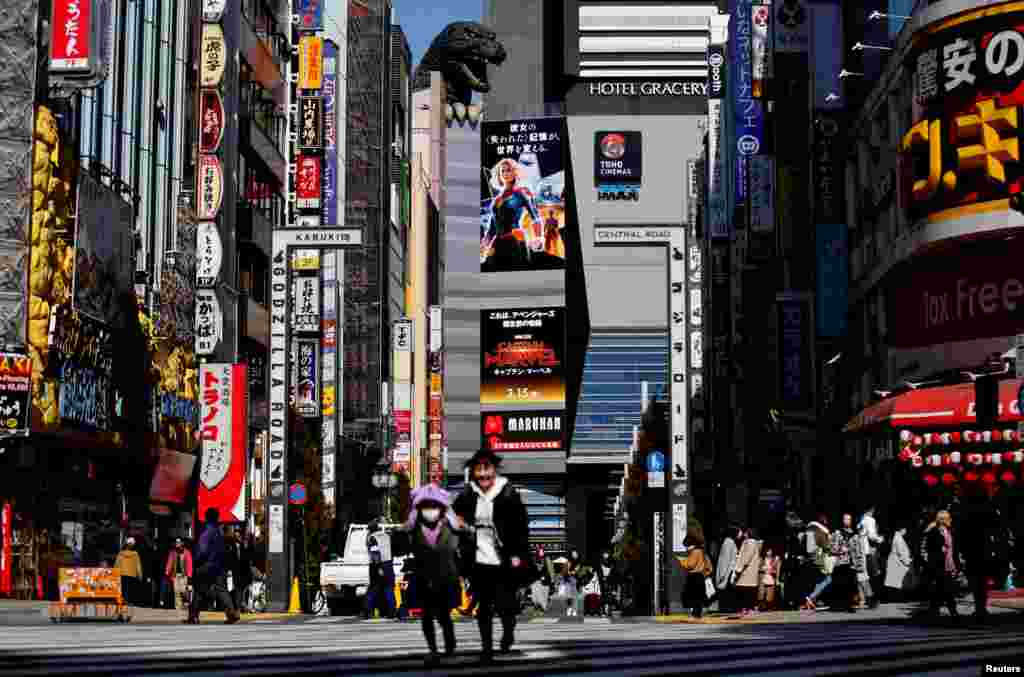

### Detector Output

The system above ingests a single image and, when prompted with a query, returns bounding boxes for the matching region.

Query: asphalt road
[1,611,1023,676]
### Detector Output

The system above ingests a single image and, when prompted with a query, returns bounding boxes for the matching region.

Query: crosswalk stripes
[0,616,1021,675]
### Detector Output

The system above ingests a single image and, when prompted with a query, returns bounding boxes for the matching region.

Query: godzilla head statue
[412,21,507,119]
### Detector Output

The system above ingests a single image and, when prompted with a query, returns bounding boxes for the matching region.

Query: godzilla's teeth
[459,61,483,88]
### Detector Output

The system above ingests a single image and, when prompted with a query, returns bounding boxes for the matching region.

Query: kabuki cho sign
[480,307,566,406]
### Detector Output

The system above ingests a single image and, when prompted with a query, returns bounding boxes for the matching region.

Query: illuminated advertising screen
[480,117,566,273]
[901,5,1024,223]
[481,410,563,452]
[480,307,565,406]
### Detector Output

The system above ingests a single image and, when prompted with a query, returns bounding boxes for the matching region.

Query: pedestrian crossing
[0,614,1021,675]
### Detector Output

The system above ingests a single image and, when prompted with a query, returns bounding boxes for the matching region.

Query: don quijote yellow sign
[899,5,1024,223]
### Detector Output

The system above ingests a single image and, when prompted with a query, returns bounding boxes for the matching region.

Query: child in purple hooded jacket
[394,485,462,667]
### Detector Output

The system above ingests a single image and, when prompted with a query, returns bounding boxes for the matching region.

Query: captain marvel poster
[480,117,567,273]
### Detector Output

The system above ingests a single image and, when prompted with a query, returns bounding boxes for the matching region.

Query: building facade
[838,0,1024,512]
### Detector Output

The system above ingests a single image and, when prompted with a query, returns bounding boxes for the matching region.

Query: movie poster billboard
[480,118,566,273]
[198,363,248,523]
[481,410,563,452]
[481,307,565,406]
[73,172,135,328]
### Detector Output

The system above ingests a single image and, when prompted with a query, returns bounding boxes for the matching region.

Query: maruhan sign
[588,82,708,97]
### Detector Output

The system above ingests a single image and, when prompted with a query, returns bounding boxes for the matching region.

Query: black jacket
[453,480,531,569]
[959,502,1012,578]
[392,523,462,609]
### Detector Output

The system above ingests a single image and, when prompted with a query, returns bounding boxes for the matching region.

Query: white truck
[319,523,401,615]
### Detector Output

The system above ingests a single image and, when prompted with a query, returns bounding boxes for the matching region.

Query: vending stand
[48,567,131,622]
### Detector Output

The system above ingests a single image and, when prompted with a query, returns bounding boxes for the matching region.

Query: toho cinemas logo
[922,276,1024,329]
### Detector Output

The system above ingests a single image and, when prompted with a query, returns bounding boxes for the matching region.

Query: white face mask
[420,508,441,524]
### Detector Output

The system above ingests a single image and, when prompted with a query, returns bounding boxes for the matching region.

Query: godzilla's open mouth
[457,56,491,91]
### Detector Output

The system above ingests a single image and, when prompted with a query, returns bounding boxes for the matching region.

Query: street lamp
[371,468,398,521]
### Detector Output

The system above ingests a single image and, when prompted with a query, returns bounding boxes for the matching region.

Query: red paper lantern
[982,471,998,485]
[1000,470,1016,484]
[924,474,939,487]
[993,430,1003,442]
[941,472,957,486]
[952,432,962,443]
[964,470,980,482]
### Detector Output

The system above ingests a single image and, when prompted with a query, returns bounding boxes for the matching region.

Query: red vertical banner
[0,503,11,595]
[198,364,248,522]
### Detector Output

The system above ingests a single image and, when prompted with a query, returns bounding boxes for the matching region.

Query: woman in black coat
[452,449,532,664]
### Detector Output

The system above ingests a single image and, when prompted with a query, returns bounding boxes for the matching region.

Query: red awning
[843,378,1024,433]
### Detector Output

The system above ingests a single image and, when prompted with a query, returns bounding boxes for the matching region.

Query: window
[573,333,669,451]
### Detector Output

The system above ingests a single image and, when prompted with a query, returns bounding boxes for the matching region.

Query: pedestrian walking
[802,517,833,610]
[192,507,240,624]
[924,509,960,619]
[365,521,396,619]
[452,448,532,664]
[848,515,873,609]
[393,485,461,667]
[164,538,193,613]
[224,529,244,611]
[596,550,617,616]
[858,506,884,608]
[733,528,762,616]
[676,529,712,618]
[758,544,781,611]
[714,526,740,612]
[884,525,916,602]
[114,537,143,606]
[959,493,1011,622]
[829,514,860,613]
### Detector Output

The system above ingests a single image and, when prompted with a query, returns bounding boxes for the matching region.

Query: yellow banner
[298,36,323,90]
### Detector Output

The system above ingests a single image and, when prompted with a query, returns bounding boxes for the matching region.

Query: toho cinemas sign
[888,242,1024,348]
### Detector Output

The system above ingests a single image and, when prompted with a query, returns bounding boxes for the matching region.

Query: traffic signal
[975,374,999,428]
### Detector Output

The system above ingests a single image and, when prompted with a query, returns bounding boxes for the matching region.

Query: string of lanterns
[897,429,1023,488]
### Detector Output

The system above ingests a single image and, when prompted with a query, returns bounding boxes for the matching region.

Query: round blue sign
[646,450,665,473]
[289,482,307,505]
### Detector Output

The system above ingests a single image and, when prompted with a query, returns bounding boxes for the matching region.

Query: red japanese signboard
[198,90,225,154]
[295,155,321,209]
[198,364,248,522]
[50,0,92,71]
